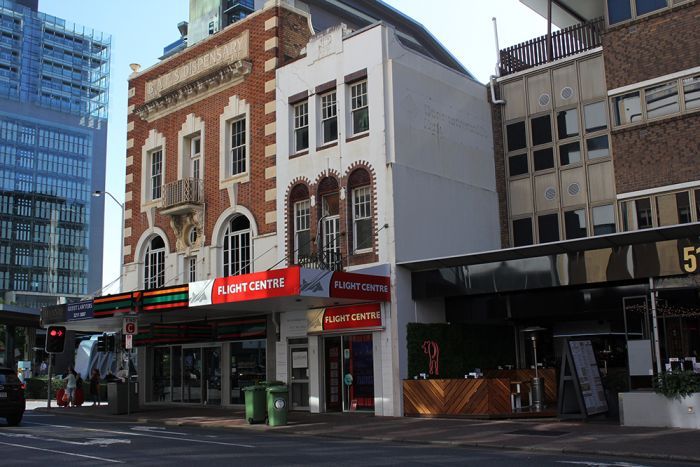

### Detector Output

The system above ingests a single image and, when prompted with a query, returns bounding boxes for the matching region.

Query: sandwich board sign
[557,339,608,419]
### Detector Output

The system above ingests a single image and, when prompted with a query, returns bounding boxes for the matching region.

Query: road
[0,409,695,466]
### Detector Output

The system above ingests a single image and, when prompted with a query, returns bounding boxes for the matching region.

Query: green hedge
[24,377,109,401]
[407,323,516,379]
[25,376,65,399]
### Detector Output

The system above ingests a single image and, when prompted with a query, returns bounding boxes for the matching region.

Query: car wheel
[6,413,23,426]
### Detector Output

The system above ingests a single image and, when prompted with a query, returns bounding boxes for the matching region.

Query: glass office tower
[0,0,109,309]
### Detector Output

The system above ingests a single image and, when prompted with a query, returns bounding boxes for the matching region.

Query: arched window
[317,177,340,268]
[289,184,310,263]
[144,236,165,290]
[223,215,251,276]
[348,169,372,253]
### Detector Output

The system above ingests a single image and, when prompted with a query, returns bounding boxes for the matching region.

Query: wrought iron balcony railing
[499,17,604,77]
[161,178,204,211]
[292,251,343,271]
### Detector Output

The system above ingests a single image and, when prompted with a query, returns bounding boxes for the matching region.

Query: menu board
[568,340,608,415]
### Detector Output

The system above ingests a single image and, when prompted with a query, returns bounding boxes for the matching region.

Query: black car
[0,367,25,426]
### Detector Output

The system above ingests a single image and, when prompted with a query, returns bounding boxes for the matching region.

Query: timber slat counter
[403,369,557,417]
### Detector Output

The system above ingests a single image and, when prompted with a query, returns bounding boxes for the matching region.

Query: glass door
[324,336,342,412]
[151,347,171,402]
[203,346,221,405]
[343,334,374,411]
[289,344,309,410]
[183,347,202,403]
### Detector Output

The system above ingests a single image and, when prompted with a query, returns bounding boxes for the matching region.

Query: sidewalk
[31,401,700,464]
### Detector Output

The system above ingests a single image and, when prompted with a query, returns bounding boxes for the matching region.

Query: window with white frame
[350,80,369,134]
[187,256,196,283]
[294,199,310,261]
[223,215,251,276]
[230,117,246,176]
[293,101,309,153]
[352,186,372,252]
[190,135,201,179]
[144,236,165,290]
[150,149,163,200]
[320,91,338,144]
[321,192,340,265]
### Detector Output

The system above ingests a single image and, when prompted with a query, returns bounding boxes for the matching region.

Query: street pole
[92,190,125,293]
[46,354,52,409]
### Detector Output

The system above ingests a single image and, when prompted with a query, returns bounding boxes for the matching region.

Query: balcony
[160,178,204,215]
[293,251,343,271]
[499,17,604,77]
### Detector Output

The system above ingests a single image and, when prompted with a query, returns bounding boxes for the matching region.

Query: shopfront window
[230,340,266,404]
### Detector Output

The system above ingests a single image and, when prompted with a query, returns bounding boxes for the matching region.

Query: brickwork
[602,2,700,90]
[612,112,700,193]
[282,162,380,270]
[124,6,312,264]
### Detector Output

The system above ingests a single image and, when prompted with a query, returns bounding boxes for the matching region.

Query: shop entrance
[289,340,309,410]
[150,344,221,405]
[324,334,374,412]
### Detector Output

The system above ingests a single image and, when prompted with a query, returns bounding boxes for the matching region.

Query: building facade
[274,23,497,415]
[0,0,109,310]
[400,0,700,418]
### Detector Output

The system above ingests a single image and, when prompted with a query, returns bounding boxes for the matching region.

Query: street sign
[123,317,137,335]
[125,334,133,350]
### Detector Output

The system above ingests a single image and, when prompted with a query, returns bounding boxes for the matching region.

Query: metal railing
[162,178,204,209]
[293,251,343,271]
[499,17,604,76]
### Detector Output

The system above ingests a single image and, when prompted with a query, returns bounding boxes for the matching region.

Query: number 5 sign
[123,317,138,335]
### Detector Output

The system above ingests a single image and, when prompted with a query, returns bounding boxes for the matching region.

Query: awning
[41,266,391,332]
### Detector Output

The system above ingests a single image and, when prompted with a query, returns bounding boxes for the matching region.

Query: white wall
[386,32,500,262]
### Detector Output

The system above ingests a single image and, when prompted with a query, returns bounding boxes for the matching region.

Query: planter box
[620,391,700,429]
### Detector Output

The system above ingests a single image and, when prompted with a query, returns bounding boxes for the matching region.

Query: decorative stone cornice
[134,60,253,121]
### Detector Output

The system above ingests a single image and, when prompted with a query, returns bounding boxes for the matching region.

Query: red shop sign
[323,303,382,331]
[211,268,300,304]
[329,271,391,302]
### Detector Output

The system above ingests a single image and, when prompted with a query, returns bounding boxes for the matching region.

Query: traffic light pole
[46,354,52,409]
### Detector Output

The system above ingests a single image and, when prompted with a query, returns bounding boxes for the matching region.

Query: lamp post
[92,190,124,294]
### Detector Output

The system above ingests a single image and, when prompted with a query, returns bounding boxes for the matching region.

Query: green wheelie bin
[242,385,266,424]
[266,385,288,426]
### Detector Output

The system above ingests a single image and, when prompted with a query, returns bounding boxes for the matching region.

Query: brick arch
[343,161,379,266]
[344,161,377,185]
[283,178,312,261]
[313,169,341,191]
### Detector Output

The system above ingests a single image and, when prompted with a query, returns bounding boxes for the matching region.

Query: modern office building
[0,0,109,310]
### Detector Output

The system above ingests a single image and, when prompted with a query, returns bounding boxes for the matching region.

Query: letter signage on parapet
[145,31,250,101]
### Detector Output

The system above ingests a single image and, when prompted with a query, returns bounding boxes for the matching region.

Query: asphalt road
[0,410,696,467]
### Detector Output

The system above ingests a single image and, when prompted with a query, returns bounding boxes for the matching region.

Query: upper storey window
[230,117,246,176]
[607,0,668,25]
[350,80,369,135]
[150,149,162,201]
[320,91,338,145]
[293,101,309,153]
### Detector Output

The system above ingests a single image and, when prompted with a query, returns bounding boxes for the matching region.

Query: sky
[37,0,549,294]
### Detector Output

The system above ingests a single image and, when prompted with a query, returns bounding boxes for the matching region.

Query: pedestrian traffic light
[45,326,66,353]
[97,333,107,352]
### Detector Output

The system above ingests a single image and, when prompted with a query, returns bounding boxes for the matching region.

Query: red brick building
[123,4,311,292]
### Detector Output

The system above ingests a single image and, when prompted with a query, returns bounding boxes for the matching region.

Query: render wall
[387,33,499,263]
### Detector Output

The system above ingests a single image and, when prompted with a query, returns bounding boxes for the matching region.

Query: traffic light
[45,326,66,353]
[97,334,106,352]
